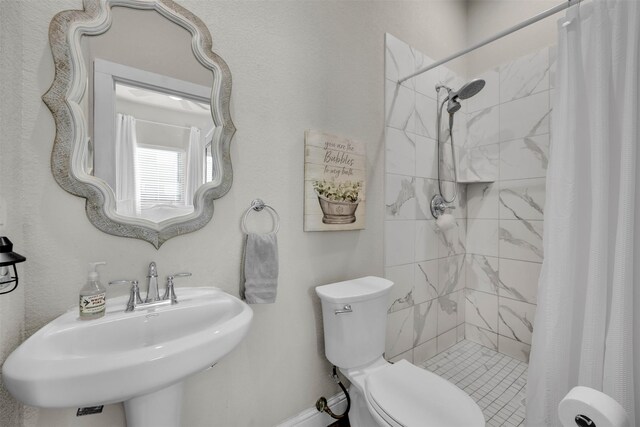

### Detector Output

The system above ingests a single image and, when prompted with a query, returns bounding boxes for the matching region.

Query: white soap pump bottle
[79,262,107,320]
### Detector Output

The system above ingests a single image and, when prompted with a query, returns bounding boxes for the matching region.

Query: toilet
[316,276,485,427]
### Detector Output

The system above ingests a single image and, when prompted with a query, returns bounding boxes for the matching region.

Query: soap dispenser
[79,262,107,320]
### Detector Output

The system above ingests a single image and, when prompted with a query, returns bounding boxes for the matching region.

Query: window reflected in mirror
[93,62,217,223]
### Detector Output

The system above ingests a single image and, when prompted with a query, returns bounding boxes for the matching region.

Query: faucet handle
[162,273,191,304]
[108,280,143,311]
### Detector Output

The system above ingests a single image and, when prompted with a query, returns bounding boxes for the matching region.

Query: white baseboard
[276,393,347,427]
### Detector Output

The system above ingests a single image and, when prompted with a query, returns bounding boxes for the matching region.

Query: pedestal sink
[2,287,253,426]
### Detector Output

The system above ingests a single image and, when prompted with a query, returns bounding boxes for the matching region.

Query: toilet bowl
[316,276,484,427]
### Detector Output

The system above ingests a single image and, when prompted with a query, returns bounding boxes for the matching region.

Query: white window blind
[136,145,186,210]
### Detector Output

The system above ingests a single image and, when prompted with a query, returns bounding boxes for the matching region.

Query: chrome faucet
[109,263,192,312]
[145,262,160,303]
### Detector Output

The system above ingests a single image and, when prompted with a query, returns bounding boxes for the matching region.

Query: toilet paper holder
[559,386,630,427]
[574,414,594,427]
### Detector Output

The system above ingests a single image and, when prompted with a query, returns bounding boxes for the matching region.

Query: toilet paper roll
[558,386,630,427]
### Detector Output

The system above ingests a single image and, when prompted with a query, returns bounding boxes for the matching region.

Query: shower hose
[436,90,459,205]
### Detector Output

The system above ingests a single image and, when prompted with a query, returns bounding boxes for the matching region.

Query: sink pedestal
[124,382,183,427]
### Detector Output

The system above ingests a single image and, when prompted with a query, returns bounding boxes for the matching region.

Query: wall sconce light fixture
[0,237,26,295]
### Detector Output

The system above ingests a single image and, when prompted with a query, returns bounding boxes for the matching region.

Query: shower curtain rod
[397,0,583,85]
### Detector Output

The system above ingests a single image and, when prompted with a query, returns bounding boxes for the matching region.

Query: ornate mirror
[45,0,235,248]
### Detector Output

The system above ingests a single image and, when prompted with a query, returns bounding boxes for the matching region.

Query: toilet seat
[364,360,485,427]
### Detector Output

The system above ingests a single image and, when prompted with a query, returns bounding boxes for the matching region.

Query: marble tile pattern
[466,105,499,148]
[415,92,437,139]
[499,91,550,143]
[463,46,554,361]
[466,255,500,295]
[386,264,415,313]
[459,143,499,182]
[414,221,438,262]
[466,219,499,257]
[499,219,543,262]
[436,218,466,257]
[414,178,438,220]
[467,183,499,219]
[385,35,553,363]
[384,34,467,360]
[385,174,415,220]
[385,307,414,358]
[385,83,415,133]
[465,289,498,333]
[386,127,416,176]
[498,298,536,344]
[499,47,550,103]
[414,260,439,302]
[384,220,415,267]
[457,47,552,182]
[499,259,540,304]
[499,178,545,221]
[500,135,549,180]
[414,134,438,179]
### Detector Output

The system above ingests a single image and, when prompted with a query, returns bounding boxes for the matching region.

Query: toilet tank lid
[316,276,394,304]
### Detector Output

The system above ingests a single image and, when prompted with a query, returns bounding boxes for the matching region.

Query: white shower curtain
[114,113,139,215]
[526,1,640,425]
[185,126,203,206]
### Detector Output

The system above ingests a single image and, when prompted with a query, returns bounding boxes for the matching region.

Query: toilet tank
[316,277,394,369]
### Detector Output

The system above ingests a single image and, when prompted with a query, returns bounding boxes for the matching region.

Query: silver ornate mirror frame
[44,0,235,248]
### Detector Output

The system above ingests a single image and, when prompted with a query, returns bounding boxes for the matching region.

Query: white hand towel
[242,233,278,304]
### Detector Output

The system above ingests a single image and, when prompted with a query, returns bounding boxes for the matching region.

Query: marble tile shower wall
[384,34,556,365]
[384,34,468,364]
[464,46,556,363]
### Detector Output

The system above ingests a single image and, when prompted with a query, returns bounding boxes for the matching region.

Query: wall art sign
[304,130,366,231]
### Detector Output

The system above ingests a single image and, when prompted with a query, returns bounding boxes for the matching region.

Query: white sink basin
[2,287,252,412]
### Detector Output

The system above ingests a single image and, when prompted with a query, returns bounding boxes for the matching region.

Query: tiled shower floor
[420,340,528,427]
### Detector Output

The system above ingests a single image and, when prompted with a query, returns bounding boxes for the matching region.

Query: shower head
[451,79,486,100]
[440,79,485,114]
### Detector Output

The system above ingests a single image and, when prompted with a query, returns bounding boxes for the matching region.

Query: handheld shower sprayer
[431,79,486,223]
[447,97,462,114]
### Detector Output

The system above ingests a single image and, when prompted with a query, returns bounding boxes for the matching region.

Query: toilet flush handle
[335,304,352,315]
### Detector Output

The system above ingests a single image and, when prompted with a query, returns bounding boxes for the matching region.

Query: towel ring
[241,199,280,234]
